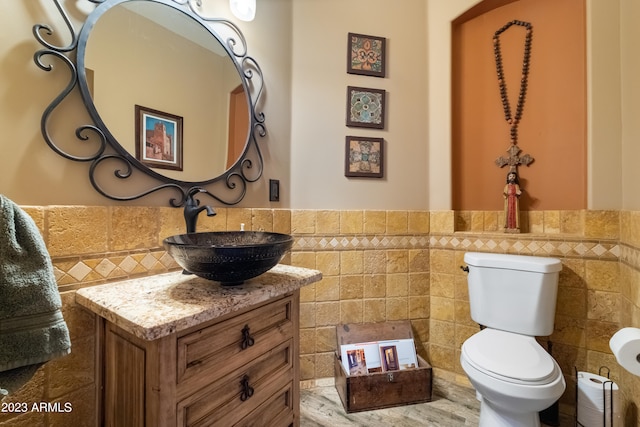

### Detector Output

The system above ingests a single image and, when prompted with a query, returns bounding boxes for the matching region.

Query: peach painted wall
[452,0,587,211]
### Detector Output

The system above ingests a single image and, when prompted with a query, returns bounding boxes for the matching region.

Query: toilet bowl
[461,252,566,427]
[460,329,565,427]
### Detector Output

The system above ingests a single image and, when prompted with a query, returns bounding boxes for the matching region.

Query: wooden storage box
[334,321,432,413]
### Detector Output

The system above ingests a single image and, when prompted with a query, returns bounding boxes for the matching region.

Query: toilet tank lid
[464,252,562,273]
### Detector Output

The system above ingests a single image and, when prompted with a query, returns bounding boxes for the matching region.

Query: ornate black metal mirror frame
[33,0,265,207]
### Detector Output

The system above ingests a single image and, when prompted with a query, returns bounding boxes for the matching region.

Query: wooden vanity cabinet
[101,291,300,427]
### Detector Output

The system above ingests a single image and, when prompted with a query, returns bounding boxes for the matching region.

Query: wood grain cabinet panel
[100,292,300,427]
[177,295,293,394]
[104,328,146,426]
[177,340,293,426]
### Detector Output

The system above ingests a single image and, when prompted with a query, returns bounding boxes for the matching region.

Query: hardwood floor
[299,379,481,426]
[300,379,571,426]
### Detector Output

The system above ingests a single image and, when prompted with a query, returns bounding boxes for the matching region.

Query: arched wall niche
[451,0,587,211]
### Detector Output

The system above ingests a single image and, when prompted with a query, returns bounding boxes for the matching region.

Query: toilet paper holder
[609,327,640,377]
[574,366,615,427]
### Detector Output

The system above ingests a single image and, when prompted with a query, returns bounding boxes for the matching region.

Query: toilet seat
[462,329,559,385]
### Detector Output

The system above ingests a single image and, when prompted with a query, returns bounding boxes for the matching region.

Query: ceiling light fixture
[229,0,256,22]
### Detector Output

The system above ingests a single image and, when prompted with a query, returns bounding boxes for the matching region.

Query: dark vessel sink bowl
[163,231,294,285]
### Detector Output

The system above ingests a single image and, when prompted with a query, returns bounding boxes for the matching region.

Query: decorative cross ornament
[492,19,535,174]
[492,20,536,234]
[495,144,534,172]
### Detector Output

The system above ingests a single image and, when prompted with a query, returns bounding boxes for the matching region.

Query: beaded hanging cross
[493,20,534,172]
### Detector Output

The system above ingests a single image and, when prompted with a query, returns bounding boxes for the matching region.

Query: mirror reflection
[83,0,248,182]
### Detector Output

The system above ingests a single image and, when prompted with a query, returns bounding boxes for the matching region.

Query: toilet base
[478,397,540,427]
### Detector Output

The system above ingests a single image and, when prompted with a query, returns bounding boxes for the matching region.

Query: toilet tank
[464,252,562,336]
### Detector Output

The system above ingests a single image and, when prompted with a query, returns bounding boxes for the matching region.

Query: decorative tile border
[53,249,179,291]
[52,234,431,291]
[428,233,620,260]
[293,234,430,251]
[294,232,621,261]
[52,233,636,292]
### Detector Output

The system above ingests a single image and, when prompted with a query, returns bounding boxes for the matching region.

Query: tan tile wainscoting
[1,207,639,426]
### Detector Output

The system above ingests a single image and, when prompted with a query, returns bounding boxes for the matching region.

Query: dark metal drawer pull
[240,375,254,401]
[241,324,255,349]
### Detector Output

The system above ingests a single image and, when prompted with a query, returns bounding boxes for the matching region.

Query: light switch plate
[269,179,280,202]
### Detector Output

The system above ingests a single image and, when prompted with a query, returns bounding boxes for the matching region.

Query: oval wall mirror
[33,0,265,206]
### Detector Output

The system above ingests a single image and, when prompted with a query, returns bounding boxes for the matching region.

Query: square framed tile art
[347,32,386,78]
[345,136,384,178]
[346,86,385,129]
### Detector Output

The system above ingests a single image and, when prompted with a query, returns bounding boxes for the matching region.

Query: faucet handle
[187,187,205,196]
[186,187,206,204]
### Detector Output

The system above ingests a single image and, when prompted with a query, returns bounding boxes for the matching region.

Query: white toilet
[460,252,566,427]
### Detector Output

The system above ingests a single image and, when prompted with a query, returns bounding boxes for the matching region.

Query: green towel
[0,195,71,396]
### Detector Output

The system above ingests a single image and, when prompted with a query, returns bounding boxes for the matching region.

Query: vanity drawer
[235,382,295,427]
[176,339,294,427]
[176,294,294,391]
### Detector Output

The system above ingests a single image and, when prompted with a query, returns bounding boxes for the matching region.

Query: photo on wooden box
[379,345,399,372]
[380,340,418,370]
[341,342,383,375]
[135,105,183,171]
[347,32,386,77]
[346,86,385,129]
[345,349,368,376]
[345,136,384,178]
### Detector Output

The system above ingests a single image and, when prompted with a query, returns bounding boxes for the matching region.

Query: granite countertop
[75,264,322,341]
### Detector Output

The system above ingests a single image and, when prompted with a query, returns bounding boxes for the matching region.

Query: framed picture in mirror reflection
[135,105,183,171]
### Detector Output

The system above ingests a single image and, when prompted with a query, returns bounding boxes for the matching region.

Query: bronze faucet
[184,188,216,233]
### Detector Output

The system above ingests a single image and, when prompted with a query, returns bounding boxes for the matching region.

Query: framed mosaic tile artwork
[346,86,385,129]
[345,136,384,178]
[347,32,386,77]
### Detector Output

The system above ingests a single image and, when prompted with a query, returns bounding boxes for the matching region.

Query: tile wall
[618,211,640,426]
[1,206,639,426]
[291,210,431,381]
[433,210,629,421]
